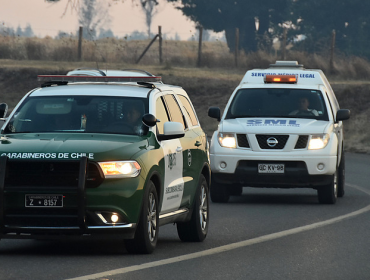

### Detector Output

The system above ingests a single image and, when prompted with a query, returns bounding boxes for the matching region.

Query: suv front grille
[256,135,289,150]
[5,161,103,188]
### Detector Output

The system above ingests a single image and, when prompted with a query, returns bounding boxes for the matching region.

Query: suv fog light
[317,163,325,170]
[220,162,227,169]
[111,214,119,223]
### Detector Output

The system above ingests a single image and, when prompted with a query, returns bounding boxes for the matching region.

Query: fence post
[281,28,287,60]
[78,26,83,61]
[330,29,336,73]
[235,27,239,67]
[158,26,162,65]
[197,26,203,67]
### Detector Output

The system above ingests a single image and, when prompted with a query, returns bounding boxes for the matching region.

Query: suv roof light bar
[38,75,162,84]
[121,69,156,77]
[71,68,107,76]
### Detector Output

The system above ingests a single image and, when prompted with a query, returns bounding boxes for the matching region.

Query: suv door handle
[195,141,202,147]
[176,147,183,153]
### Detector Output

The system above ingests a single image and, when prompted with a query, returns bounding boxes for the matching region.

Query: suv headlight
[98,161,141,178]
[308,134,330,150]
[218,132,236,148]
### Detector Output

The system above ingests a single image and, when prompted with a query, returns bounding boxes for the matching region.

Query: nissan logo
[267,137,278,147]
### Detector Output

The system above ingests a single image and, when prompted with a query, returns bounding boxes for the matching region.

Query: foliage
[167,0,291,53]
[78,0,110,40]
[291,0,370,58]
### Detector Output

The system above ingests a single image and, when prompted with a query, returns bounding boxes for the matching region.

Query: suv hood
[220,118,329,134]
[0,133,148,161]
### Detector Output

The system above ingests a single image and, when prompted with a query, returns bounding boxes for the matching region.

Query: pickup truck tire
[317,170,338,204]
[210,179,230,203]
[337,153,345,198]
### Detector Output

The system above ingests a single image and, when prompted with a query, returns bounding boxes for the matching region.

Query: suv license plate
[258,164,285,174]
[25,194,63,208]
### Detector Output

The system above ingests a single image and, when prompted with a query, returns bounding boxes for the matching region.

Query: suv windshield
[4,96,148,135]
[226,88,329,121]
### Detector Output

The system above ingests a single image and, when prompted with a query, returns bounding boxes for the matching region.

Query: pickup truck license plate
[25,194,63,208]
[258,164,285,174]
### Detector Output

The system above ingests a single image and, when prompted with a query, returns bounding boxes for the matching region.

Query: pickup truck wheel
[210,180,230,203]
[124,181,158,254]
[177,175,209,242]
[337,153,345,197]
[317,170,338,204]
[229,186,243,196]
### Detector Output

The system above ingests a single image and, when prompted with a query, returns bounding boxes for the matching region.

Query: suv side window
[155,97,170,134]
[163,94,187,129]
[178,95,199,126]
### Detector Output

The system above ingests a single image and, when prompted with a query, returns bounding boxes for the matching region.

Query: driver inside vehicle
[289,97,319,116]
[124,102,145,135]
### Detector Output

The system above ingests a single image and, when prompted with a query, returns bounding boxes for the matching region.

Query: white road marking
[66,184,370,280]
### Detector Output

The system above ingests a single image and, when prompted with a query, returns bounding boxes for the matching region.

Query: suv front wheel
[177,175,209,242]
[125,181,159,254]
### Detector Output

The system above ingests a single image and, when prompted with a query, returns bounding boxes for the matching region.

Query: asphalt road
[1,152,370,280]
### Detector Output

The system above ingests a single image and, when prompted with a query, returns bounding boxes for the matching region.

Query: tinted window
[4,96,148,135]
[178,95,199,126]
[226,89,329,121]
[163,95,187,129]
[155,97,170,134]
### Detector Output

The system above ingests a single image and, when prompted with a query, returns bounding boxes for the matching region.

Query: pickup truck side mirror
[208,107,221,121]
[336,109,350,122]
[0,103,8,119]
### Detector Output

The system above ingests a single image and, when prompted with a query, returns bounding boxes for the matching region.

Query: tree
[23,24,35,37]
[291,0,370,57]
[78,0,110,40]
[168,0,291,53]
[140,0,159,38]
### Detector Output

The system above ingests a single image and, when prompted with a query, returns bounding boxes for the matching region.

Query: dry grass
[0,35,369,152]
[1,36,370,79]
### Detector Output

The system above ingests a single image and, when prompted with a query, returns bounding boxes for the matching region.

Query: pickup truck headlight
[218,132,236,148]
[308,134,330,150]
[98,161,141,178]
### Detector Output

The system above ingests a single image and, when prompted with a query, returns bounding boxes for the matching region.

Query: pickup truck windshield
[4,96,148,135]
[226,88,329,121]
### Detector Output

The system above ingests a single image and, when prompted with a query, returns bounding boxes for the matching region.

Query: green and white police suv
[208,61,350,204]
[0,69,210,254]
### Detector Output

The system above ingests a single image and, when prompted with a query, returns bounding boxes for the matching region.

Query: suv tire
[177,175,209,242]
[125,181,158,254]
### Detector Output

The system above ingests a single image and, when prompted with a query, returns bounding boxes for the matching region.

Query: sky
[0,0,205,40]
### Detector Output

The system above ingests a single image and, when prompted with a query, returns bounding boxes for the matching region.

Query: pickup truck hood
[220,118,329,134]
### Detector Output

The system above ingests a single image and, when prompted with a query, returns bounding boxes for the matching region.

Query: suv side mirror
[142,114,157,127]
[336,109,350,122]
[158,122,185,141]
[0,103,8,119]
[208,107,221,121]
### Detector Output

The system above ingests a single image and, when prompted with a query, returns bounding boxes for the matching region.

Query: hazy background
[0,0,210,40]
